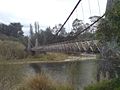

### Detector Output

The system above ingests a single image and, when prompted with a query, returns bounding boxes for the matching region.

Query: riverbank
[0,53,98,65]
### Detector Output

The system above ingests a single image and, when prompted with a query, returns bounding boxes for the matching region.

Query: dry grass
[16,74,74,90]
[0,64,26,90]
[0,40,27,60]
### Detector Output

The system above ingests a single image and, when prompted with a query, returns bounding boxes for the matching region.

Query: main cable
[67,13,105,41]
[50,0,82,42]
[97,0,101,15]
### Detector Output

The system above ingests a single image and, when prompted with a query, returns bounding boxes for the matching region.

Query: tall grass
[0,40,27,60]
[16,74,74,90]
[0,64,26,90]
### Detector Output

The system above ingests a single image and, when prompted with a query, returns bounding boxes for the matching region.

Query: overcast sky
[0,0,107,35]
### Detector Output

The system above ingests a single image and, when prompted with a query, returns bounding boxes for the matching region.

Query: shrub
[17,74,74,90]
[0,40,27,60]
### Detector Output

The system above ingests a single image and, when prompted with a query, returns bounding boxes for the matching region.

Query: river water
[0,59,120,90]
[30,60,97,90]
[30,59,120,90]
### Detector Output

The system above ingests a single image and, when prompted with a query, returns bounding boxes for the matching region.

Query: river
[0,58,120,90]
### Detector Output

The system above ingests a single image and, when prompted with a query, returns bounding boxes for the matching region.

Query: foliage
[100,38,120,59]
[78,32,95,41]
[0,22,28,47]
[72,18,85,33]
[0,23,23,38]
[97,0,120,44]
[17,74,74,90]
[0,40,27,60]
[29,23,68,45]
[96,0,120,58]
[29,19,96,46]
[84,78,120,90]
[29,24,34,38]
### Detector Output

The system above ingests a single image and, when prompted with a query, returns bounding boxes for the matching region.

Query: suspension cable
[50,0,82,42]
[88,0,92,16]
[81,2,85,21]
[97,0,101,15]
[68,13,105,41]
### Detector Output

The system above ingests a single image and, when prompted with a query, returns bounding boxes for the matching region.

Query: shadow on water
[30,60,95,90]
[0,59,119,90]
[30,59,120,90]
[97,59,120,81]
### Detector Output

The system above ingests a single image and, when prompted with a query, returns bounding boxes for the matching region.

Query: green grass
[84,78,120,90]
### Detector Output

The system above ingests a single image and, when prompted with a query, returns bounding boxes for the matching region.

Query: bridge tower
[35,38,39,48]
[27,37,32,52]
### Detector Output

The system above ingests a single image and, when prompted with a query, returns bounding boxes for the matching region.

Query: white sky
[0,0,107,35]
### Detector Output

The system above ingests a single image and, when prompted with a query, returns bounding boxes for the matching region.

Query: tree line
[0,23,23,37]
[29,17,98,46]
[0,16,99,47]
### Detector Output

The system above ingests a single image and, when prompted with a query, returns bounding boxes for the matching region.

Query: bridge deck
[31,40,101,54]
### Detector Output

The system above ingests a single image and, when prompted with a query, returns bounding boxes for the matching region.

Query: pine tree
[29,24,34,38]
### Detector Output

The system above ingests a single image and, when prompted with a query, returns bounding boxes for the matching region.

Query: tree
[8,23,23,37]
[29,24,34,38]
[89,16,100,33]
[34,22,39,34]
[51,24,67,42]
[96,0,120,59]
[58,24,67,37]
[44,27,53,44]
[72,18,85,33]
[97,0,120,44]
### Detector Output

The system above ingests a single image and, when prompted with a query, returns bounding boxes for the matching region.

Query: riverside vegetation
[0,40,68,62]
[17,74,74,90]
[0,0,120,89]
[84,78,120,90]
[0,40,73,90]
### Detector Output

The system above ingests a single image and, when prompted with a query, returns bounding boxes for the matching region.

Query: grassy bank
[0,40,97,64]
[29,52,69,61]
[0,64,26,90]
[0,40,69,63]
[0,40,27,60]
[0,52,69,65]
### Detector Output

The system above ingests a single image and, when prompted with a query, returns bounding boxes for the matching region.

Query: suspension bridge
[28,0,113,54]
[31,40,100,54]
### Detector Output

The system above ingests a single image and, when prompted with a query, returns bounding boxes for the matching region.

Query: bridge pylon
[35,38,39,48]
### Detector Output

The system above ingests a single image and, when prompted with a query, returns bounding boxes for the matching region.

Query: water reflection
[30,59,120,90]
[0,59,119,90]
[30,60,97,90]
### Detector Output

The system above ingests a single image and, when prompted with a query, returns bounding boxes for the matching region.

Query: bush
[0,40,27,60]
[84,78,120,90]
[17,74,74,90]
